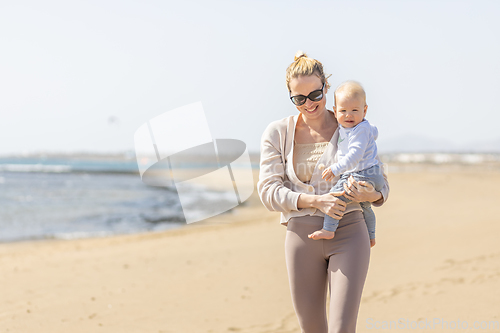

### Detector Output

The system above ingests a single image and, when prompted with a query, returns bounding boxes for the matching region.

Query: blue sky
[1,0,499,155]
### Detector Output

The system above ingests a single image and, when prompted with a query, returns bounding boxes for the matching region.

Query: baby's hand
[370,238,376,248]
[322,168,335,181]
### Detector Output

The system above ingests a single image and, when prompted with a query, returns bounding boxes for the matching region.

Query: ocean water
[0,157,237,243]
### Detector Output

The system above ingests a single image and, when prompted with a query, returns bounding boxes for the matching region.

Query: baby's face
[334,94,367,128]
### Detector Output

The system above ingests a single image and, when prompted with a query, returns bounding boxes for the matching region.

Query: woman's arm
[257,122,301,212]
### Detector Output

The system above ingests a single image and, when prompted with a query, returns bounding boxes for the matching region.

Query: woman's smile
[305,105,318,113]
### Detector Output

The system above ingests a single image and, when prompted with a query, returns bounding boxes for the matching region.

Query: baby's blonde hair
[334,80,366,106]
[285,50,331,92]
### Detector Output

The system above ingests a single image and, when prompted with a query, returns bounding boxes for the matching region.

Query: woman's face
[288,75,328,120]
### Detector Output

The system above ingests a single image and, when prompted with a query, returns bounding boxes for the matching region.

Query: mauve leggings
[284,211,370,333]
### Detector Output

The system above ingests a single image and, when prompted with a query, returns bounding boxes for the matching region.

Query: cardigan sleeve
[257,121,301,213]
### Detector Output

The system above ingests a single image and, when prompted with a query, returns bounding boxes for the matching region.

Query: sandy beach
[1,167,499,333]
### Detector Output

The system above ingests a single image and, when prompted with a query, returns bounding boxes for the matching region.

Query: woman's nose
[304,98,314,108]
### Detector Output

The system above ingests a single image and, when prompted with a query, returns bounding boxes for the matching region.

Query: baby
[308,81,384,246]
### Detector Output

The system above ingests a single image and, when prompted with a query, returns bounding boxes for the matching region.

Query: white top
[330,119,380,176]
[293,142,329,183]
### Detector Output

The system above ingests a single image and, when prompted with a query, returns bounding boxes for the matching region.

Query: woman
[257,51,389,333]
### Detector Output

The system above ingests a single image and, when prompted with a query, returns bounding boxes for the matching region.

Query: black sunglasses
[289,83,325,106]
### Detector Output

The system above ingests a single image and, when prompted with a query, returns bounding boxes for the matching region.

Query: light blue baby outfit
[324,119,384,239]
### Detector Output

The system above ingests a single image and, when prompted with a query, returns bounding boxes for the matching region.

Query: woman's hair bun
[286,50,330,92]
[294,50,307,61]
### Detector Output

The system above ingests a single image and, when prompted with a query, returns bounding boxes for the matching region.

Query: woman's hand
[343,175,382,203]
[315,192,347,219]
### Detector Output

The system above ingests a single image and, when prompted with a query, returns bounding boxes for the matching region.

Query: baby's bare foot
[308,229,335,240]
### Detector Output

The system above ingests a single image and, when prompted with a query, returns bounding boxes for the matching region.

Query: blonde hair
[334,80,366,106]
[285,50,331,92]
